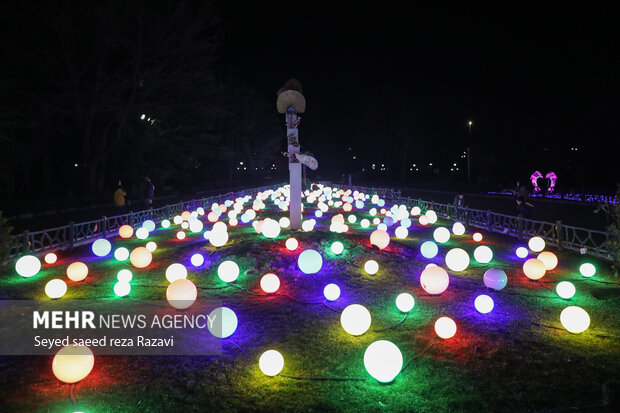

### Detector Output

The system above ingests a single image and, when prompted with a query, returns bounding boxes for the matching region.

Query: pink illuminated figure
[545,171,557,192]
[530,171,543,192]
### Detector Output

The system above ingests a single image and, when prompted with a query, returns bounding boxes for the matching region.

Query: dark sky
[220,4,620,186]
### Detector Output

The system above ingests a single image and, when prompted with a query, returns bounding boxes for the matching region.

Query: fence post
[129,211,134,228]
[68,222,75,249]
[22,230,30,253]
[486,211,492,231]
[102,216,108,235]
[556,220,563,250]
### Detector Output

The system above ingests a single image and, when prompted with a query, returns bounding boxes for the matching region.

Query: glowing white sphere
[166,278,197,310]
[516,247,529,258]
[213,222,227,233]
[420,241,438,259]
[260,273,280,293]
[285,238,298,251]
[579,263,596,278]
[340,304,372,336]
[262,219,281,238]
[297,249,323,274]
[209,230,229,247]
[445,248,470,271]
[67,262,88,282]
[130,247,152,268]
[560,306,590,333]
[44,253,58,264]
[537,251,558,270]
[425,210,438,224]
[189,219,204,233]
[135,228,149,240]
[323,283,341,301]
[364,340,403,383]
[279,217,290,228]
[523,258,546,280]
[176,231,186,240]
[395,293,415,312]
[91,239,112,257]
[117,269,132,283]
[433,227,451,244]
[370,229,390,250]
[218,260,240,282]
[146,241,157,252]
[207,306,238,338]
[474,294,494,313]
[528,236,545,252]
[411,206,421,216]
[114,247,129,261]
[394,226,408,239]
[114,281,131,297]
[331,241,344,255]
[364,260,379,275]
[119,225,134,238]
[473,233,483,242]
[556,281,576,299]
[452,222,466,236]
[377,223,387,231]
[161,219,171,228]
[420,266,450,294]
[188,253,204,267]
[45,279,67,299]
[360,219,370,228]
[259,350,284,376]
[142,220,156,232]
[52,345,94,383]
[348,215,357,224]
[483,268,507,290]
[166,263,188,283]
[473,246,493,264]
[173,216,183,225]
[419,215,429,225]
[435,317,457,339]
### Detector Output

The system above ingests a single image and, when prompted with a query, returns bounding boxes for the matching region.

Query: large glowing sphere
[474,295,494,314]
[360,219,370,229]
[340,304,372,336]
[419,215,429,225]
[435,317,457,339]
[135,227,149,240]
[146,241,157,252]
[142,220,156,232]
[166,278,197,310]
[473,246,493,264]
[323,283,341,301]
[45,279,67,299]
[370,229,390,250]
[190,253,204,267]
[425,210,438,224]
[52,345,94,384]
[364,260,379,275]
[166,263,188,283]
[114,247,129,261]
[331,241,344,255]
[259,350,284,376]
[523,258,546,280]
[117,269,132,283]
[285,238,298,251]
[483,268,507,290]
[297,249,323,274]
[209,230,229,247]
[560,306,590,333]
[445,248,470,272]
[114,281,131,297]
[44,252,58,265]
[537,251,558,270]
[189,219,204,233]
[67,262,88,282]
[278,217,290,228]
[516,247,529,258]
[473,233,483,242]
[218,260,240,282]
[579,263,596,278]
[420,266,450,294]
[433,227,450,244]
[452,222,466,236]
[207,306,238,338]
[395,293,415,312]
[302,220,315,232]
[161,219,171,228]
[528,236,545,252]
[260,273,280,293]
[91,239,112,257]
[420,241,439,259]
[394,226,408,239]
[130,247,152,268]
[364,340,403,383]
[262,219,281,238]
[16,255,41,278]
[556,281,576,299]
[119,225,134,238]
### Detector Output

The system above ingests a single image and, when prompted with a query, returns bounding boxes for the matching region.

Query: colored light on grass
[297,249,323,274]
[44,253,58,265]
[523,258,546,280]
[420,265,450,294]
[445,248,470,271]
[516,247,529,258]
[340,304,372,336]
[114,281,131,297]
[52,345,94,384]
[323,283,341,301]
[560,306,590,333]
[114,247,129,261]
[483,268,507,290]
[364,340,403,383]
[331,241,344,254]
[433,227,450,244]
[91,239,112,257]
[207,307,238,338]
[67,262,88,281]
[420,241,438,258]
[579,263,596,278]
[528,236,545,252]
[260,273,280,293]
[474,246,493,264]
[435,317,457,339]
[556,281,576,299]
[259,350,284,376]
[190,253,204,267]
[474,294,494,313]
[218,260,240,282]
[45,279,67,299]
[129,247,152,268]
[285,238,299,251]
[166,278,197,310]
[364,259,379,275]
[395,293,415,312]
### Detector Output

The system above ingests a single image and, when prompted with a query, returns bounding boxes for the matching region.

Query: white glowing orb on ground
[44,253,58,264]
[176,231,186,240]
[395,226,408,239]
[435,317,457,339]
[52,345,94,383]
[420,241,438,259]
[260,273,280,293]
[190,253,204,267]
[483,268,507,290]
[262,218,281,238]
[523,258,546,280]
[445,248,470,271]
[67,262,88,282]
[473,246,493,264]
[331,241,344,255]
[142,220,156,232]
[395,293,415,312]
[146,241,157,252]
[420,266,450,294]
[364,260,379,275]
[117,269,132,283]
[166,263,188,283]
[213,222,227,233]
[419,215,429,225]
[91,239,112,257]
[473,232,483,242]
[411,206,421,216]
[173,216,183,225]
[348,215,357,224]
[560,306,590,333]
[425,210,438,224]
[130,247,152,268]
[360,219,370,229]
[119,225,134,238]
[285,238,299,251]
[135,227,149,240]
[218,260,240,282]
[556,281,576,299]
[370,229,390,250]
[45,279,67,299]
[323,283,341,301]
[209,230,228,247]
[161,219,171,228]
[166,278,197,310]
[207,306,238,338]
[516,247,529,258]
[279,217,290,228]
[364,340,403,383]
[114,247,129,261]
[579,263,596,278]
[433,227,450,244]
[189,219,203,233]
[528,236,545,252]
[259,350,284,376]
[340,304,372,336]
[297,249,323,274]
[452,222,466,236]
[537,251,558,270]
[474,294,494,313]
[114,281,131,297]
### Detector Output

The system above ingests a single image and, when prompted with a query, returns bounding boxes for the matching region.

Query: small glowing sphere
[516,247,529,258]
[433,227,451,244]
[560,306,590,333]
[395,226,408,239]
[173,216,183,225]
[176,231,186,240]
[474,246,493,264]
[52,345,94,383]
[483,268,507,290]
[119,225,134,238]
[302,220,315,232]
[425,210,438,224]
[364,260,379,275]
[181,211,191,221]
[474,294,494,313]
[348,215,357,224]
[259,350,284,376]
[166,278,197,310]
[331,241,344,254]
[297,249,323,274]
[229,218,238,226]
[114,281,131,297]
[190,253,204,267]
[114,247,129,261]
[135,227,149,240]
[218,260,240,282]
[117,269,132,283]
[528,236,545,252]
[473,232,483,242]
[420,241,439,258]
[279,217,290,228]
[189,219,204,233]
[323,283,341,301]
[411,206,421,216]
[523,258,546,280]
[377,223,388,231]
[537,251,558,270]
[364,340,403,383]
[44,253,58,265]
[435,317,457,339]
[207,306,238,338]
[373,218,381,225]
[420,265,450,294]
[370,229,390,250]
[556,281,576,299]
[419,215,429,225]
[452,222,466,236]
[445,248,470,271]
[67,262,88,282]
[262,218,281,238]
[145,241,157,252]
[91,239,112,257]
[209,230,229,247]
[142,220,156,232]
[129,247,152,268]
[360,219,370,228]
[161,219,171,228]
[285,238,299,251]
[166,263,188,283]
[579,263,596,278]
[315,210,323,218]
[395,293,415,312]
[340,304,372,336]
[260,273,280,293]
[45,279,67,299]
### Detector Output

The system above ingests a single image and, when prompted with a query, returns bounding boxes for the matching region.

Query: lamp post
[466,121,473,184]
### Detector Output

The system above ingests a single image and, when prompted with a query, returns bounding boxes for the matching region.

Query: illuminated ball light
[435,317,457,339]
[331,241,344,255]
[161,219,171,229]
[259,350,284,376]
[91,239,112,257]
[360,219,370,229]
[523,258,546,280]
[474,294,494,314]
[302,220,315,232]
[420,241,438,259]
[114,281,131,297]
[262,218,281,238]
[285,238,298,251]
[452,222,465,236]
[67,262,88,282]
[370,229,390,250]
[207,306,238,338]
[176,231,186,240]
[166,263,188,283]
[279,217,290,228]
[395,293,415,312]
[364,260,379,275]
[209,230,229,247]
[16,255,41,278]
[420,265,449,294]
[166,278,197,310]
[528,236,545,252]
[130,247,152,269]
[537,251,558,270]
[189,219,203,233]
[142,220,156,232]
[218,260,240,282]
[473,232,483,242]
[114,247,129,261]
[516,246,529,258]
[190,253,204,267]
[181,222,189,230]
[146,241,157,252]
[425,210,438,224]
[556,281,576,299]
[260,273,280,293]
[395,226,408,239]
[52,345,94,384]
[341,304,372,336]
[119,225,134,238]
[483,268,507,290]
[324,283,341,301]
[433,227,450,244]
[364,340,403,383]
[419,215,429,225]
[44,253,58,264]
[117,269,132,283]
[297,249,323,274]
[45,279,67,299]
[473,246,493,264]
[135,227,149,240]
[445,248,470,272]
[560,306,590,333]
[579,263,596,278]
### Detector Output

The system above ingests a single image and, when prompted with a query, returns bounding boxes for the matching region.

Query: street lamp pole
[467,121,473,184]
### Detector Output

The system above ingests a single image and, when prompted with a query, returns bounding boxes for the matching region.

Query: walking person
[144,176,155,209]
[453,192,465,220]
[113,180,127,214]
